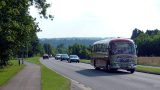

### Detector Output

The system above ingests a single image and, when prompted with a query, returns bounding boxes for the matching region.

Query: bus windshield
[110,41,136,55]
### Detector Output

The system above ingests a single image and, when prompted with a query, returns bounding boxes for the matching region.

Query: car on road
[68,55,80,63]
[43,54,49,59]
[61,54,69,61]
[55,54,62,60]
[49,54,53,58]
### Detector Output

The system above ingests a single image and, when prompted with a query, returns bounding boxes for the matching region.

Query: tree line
[131,28,160,56]
[42,43,91,59]
[40,38,102,47]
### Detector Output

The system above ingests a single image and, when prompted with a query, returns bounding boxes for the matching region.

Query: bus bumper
[111,63,136,69]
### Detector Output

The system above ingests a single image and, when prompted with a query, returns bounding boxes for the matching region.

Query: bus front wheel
[129,69,135,74]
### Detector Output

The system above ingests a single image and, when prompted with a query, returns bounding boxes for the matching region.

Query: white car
[68,55,80,63]
[55,54,62,60]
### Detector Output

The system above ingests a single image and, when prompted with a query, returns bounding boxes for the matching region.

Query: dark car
[55,54,62,60]
[61,54,69,61]
[43,54,49,59]
[68,55,80,63]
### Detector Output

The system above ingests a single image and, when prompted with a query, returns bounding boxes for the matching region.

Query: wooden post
[18,58,20,66]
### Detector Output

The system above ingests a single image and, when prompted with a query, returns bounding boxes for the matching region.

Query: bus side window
[99,44,102,52]
[101,44,107,52]
[101,44,104,52]
[105,45,108,53]
[95,45,98,52]
[97,44,100,52]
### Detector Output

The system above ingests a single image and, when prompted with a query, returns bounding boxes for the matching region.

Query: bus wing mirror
[135,45,137,48]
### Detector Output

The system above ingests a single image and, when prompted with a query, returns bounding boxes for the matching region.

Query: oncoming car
[43,54,49,59]
[61,54,69,61]
[68,55,80,63]
[55,54,62,60]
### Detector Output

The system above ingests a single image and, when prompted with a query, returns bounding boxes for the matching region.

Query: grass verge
[0,60,24,86]
[26,57,70,90]
[26,57,41,65]
[80,59,160,74]
[80,59,91,64]
[136,65,160,75]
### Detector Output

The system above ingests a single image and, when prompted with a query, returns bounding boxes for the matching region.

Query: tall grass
[137,57,160,67]
[80,59,91,64]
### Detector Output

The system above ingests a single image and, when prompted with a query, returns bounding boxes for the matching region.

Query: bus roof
[93,38,134,45]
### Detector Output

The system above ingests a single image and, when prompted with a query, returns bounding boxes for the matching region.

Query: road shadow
[76,69,130,77]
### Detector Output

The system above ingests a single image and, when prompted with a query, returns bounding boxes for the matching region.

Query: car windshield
[56,55,61,57]
[56,54,61,56]
[62,54,69,57]
[110,41,136,55]
[44,54,48,56]
[70,55,78,58]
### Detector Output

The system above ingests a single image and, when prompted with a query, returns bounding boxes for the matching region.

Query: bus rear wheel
[106,64,111,71]
[129,69,135,74]
[95,67,100,70]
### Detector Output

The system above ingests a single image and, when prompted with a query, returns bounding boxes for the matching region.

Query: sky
[30,0,160,38]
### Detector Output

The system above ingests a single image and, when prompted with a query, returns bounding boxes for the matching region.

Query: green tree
[43,43,55,55]
[68,44,91,59]
[131,28,143,39]
[56,44,67,54]
[26,35,44,57]
[0,0,52,66]
[132,29,160,56]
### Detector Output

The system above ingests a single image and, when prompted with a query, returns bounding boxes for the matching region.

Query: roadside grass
[41,64,70,90]
[0,60,24,86]
[80,59,160,74]
[26,57,41,65]
[80,59,91,64]
[136,65,160,74]
[26,57,70,90]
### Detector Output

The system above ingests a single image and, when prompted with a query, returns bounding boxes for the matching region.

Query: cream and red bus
[91,38,137,73]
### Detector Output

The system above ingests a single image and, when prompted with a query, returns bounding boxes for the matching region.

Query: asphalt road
[40,58,160,90]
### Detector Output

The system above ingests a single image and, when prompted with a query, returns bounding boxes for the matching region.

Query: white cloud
[30,0,160,38]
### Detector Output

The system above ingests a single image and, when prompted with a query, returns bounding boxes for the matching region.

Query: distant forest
[39,37,102,47]
[40,38,104,59]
